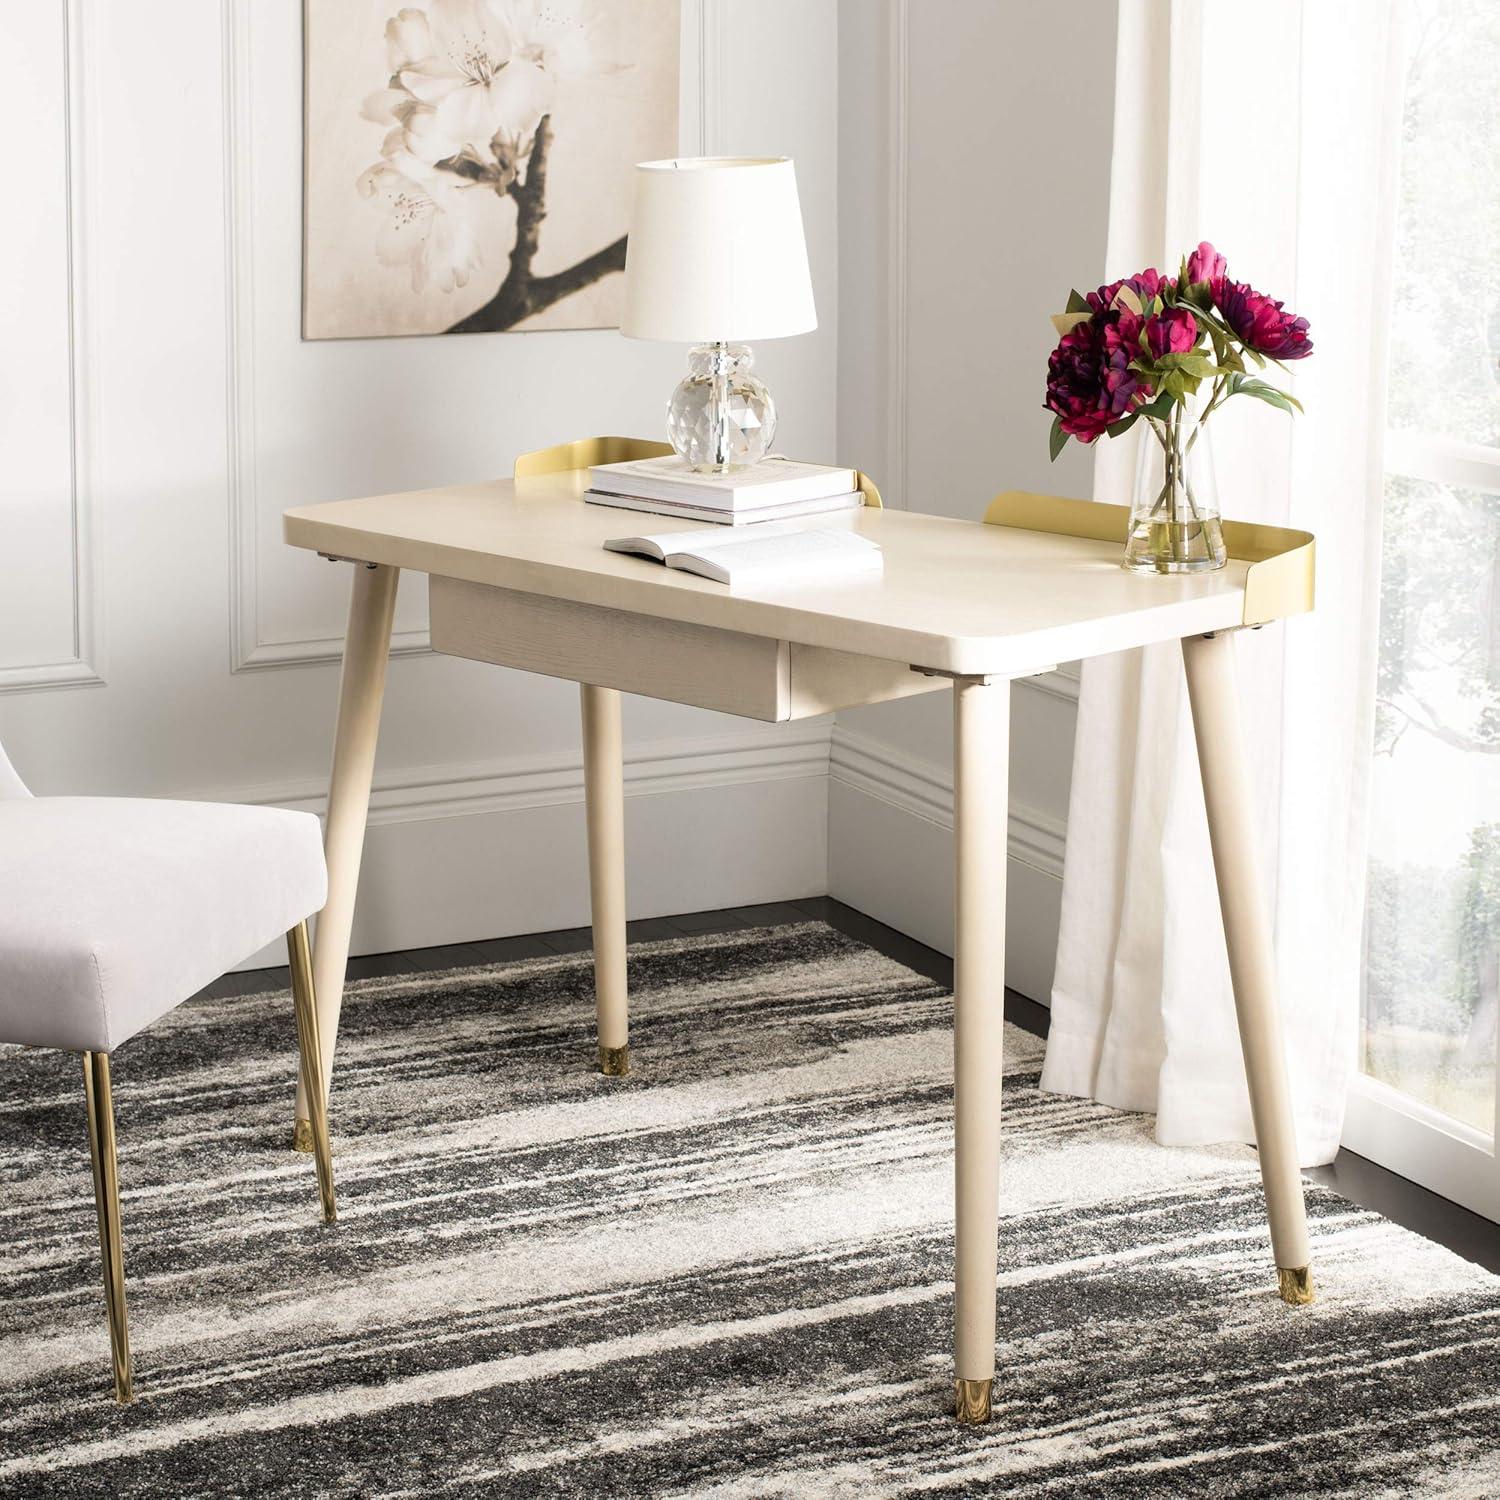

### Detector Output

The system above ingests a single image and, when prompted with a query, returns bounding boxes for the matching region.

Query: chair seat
[0,797,326,1053]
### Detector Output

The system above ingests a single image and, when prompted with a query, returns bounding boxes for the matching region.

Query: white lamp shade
[621,157,817,343]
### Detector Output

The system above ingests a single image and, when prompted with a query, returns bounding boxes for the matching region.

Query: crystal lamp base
[666,343,777,472]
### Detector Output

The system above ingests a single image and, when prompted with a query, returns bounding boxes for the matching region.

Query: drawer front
[429,576,790,721]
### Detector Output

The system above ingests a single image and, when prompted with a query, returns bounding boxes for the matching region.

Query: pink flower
[1117,305,1198,361]
[1186,240,1227,285]
[1045,314,1153,443]
[1213,279,1313,359]
[1086,266,1176,315]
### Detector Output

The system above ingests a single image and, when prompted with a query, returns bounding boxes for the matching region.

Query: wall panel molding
[884,0,909,511]
[223,0,433,673]
[828,723,1065,999]
[829,723,1065,880]
[1018,664,1081,707]
[225,0,721,674]
[0,0,105,695]
[205,720,832,826]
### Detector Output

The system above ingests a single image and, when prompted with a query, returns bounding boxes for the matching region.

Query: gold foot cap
[1278,1265,1314,1305]
[954,1377,992,1424]
[291,1117,314,1153]
[599,1044,631,1078]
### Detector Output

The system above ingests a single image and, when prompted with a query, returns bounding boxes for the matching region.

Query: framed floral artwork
[303,0,681,339]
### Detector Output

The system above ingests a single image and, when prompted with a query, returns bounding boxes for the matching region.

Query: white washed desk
[283,438,1316,1424]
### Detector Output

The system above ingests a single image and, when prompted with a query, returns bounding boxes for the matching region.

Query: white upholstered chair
[0,740,336,1403]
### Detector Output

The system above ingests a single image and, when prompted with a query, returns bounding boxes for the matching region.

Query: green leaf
[1161,368,1201,400]
[1136,391,1176,422]
[1065,288,1090,313]
[1050,310,1093,338]
[1106,411,1140,439]
[1155,352,1223,378]
[1049,415,1069,462]
[1226,374,1304,415]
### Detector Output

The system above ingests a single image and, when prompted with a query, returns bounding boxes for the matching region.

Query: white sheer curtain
[1040,0,1406,1165]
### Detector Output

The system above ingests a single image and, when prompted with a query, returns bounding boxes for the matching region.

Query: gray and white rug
[2,922,1498,1497]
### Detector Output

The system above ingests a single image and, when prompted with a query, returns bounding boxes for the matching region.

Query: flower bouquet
[1044,242,1312,573]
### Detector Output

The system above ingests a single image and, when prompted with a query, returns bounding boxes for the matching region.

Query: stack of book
[583,455,863,525]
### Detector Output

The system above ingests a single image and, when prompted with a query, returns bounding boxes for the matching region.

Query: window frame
[1349,426,1500,1223]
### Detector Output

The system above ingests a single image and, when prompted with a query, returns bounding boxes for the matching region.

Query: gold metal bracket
[1277,1265,1315,1305]
[954,1376,993,1423]
[981,490,1314,627]
[599,1044,631,1077]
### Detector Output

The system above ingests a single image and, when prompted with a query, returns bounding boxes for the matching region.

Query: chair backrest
[0,740,33,799]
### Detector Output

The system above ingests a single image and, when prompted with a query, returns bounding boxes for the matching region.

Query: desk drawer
[430,576,787,718]
[428,576,946,722]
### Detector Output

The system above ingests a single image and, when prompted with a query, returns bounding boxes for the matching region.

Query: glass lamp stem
[708,340,733,470]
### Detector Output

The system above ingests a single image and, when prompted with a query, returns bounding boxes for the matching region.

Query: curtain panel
[1041,0,1407,1165]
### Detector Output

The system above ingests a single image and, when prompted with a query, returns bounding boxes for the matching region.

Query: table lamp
[621,157,817,472]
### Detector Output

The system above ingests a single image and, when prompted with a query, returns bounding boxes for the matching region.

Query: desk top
[285,467,1305,677]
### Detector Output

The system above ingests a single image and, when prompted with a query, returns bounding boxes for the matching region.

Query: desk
[283,437,1316,1424]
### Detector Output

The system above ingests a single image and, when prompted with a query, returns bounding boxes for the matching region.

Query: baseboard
[222,717,1069,997]
[226,724,833,968]
[827,725,1064,1002]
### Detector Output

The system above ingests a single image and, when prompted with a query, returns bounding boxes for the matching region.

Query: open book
[604,526,883,587]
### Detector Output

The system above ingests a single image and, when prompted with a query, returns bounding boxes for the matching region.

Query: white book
[604,526,883,587]
[583,488,863,525]
[589,454,858,510]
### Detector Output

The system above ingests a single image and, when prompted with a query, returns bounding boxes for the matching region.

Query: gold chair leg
[82,1052,133,1404]
[287,922,337,1223]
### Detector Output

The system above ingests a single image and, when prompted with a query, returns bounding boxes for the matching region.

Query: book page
[665,529,882,585]
[603,526,760,559]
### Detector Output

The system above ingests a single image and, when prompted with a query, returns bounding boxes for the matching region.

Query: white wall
[0,0,842,966]
[4,1,1109,984]
[831,1,1118,998]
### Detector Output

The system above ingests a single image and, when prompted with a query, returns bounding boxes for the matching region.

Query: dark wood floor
[214,895,1499,1277]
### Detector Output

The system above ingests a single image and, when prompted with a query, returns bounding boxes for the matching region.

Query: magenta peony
[1087,266,1175,315]
[1185,240,1227,284]
[1212,279,1314,359]
[1045,315,1153,442]
[1045,243,1312,470]
[1136,306,1198,360]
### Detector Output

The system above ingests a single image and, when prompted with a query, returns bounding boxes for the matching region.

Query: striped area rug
[2,921,1498,1497]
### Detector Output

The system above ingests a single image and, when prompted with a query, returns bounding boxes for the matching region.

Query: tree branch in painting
[445,118,626,335]
[348,2,635,336]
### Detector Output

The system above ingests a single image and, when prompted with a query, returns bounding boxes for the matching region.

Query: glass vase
[1123,407,1227,573]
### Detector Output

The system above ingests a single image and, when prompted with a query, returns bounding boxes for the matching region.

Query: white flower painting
[304,0,680,339]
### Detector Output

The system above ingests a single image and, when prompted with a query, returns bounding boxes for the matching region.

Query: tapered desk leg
[951,675,1010,1423]
[293,563,399,1146]
[581,683,629,1076]
[1181,631,1313,1304]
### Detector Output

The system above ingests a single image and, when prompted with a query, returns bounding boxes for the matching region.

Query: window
[1356,0,1500,1217]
